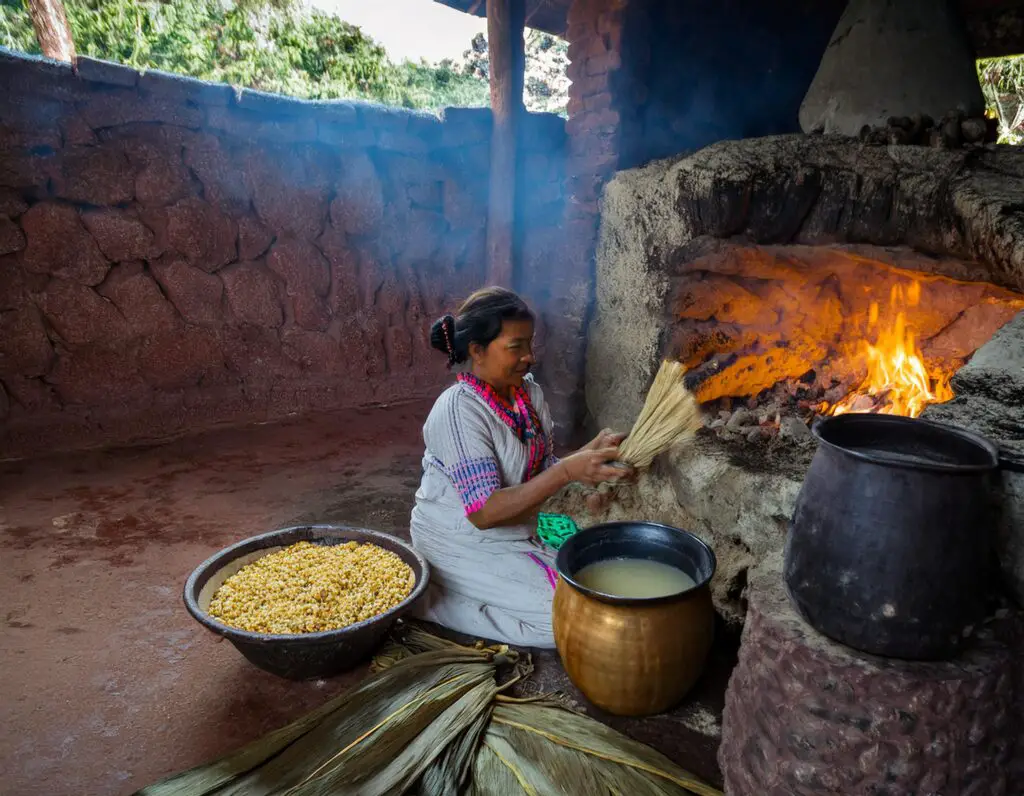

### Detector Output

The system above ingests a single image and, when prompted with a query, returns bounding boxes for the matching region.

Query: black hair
[430,287,535,369]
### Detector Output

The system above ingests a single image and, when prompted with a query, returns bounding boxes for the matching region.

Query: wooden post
[28,0,76,63]
[486,0,526,289]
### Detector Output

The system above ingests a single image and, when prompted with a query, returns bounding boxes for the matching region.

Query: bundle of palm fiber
[135,628,721,796]
[617,360,703,470]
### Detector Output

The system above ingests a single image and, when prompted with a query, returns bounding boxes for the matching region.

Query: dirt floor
[1,403,730,795]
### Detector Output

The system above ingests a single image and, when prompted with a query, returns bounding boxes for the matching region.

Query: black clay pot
[184,525,429,679]
[784,414,1000,661]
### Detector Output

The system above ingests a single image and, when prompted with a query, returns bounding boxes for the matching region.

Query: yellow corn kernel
[207,541,415,634]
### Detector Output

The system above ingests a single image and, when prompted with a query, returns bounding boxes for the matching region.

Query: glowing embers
[667,245,1024,427]
[825,281,955,418]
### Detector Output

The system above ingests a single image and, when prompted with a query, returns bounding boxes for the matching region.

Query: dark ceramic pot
[552,521,717,716]
[784,414,1000,660]
[184,524,430,679]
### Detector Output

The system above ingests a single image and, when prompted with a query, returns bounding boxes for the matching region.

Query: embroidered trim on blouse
[456,372,548,482]
[448,456,502,515]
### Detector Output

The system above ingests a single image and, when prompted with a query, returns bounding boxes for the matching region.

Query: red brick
[583,92,614,113]
[568,72,610,100]
[586,51,623,76]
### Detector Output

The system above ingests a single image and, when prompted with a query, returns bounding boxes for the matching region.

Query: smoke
[621,0,841,168]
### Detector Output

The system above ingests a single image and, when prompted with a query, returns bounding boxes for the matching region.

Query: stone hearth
[573,135,1024,621]
[719,552,1023,795]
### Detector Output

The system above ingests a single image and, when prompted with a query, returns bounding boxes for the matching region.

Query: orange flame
[827,281,954,418]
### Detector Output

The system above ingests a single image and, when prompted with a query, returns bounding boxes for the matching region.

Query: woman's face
[470,318,536,393]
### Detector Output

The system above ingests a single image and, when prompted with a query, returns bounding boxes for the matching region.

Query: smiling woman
[409,287,631,647]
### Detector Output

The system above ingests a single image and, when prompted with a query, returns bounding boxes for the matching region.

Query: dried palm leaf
[134,628,722,796]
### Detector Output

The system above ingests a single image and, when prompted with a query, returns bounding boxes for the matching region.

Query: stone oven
[582,135,1024,621]
[545,0,1024,625]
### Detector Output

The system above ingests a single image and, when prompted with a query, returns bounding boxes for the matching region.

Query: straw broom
[615,360,703,471]
[135,627,722,796]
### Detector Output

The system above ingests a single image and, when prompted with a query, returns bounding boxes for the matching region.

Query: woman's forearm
[468,462,571,530]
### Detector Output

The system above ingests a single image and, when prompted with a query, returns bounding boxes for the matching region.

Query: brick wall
[0,50,567,457]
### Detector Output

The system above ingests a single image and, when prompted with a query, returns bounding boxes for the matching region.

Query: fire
[826,281,954,418]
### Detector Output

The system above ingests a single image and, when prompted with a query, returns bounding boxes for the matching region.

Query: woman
[410,287,630,648]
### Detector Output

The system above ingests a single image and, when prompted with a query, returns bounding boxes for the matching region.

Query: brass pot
[552,521,717,717]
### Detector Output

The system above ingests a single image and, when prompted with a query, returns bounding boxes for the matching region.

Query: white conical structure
[799,0,986,136]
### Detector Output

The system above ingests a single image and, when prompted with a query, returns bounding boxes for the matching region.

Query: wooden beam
[27,0,76,63]
[486,0,526,289]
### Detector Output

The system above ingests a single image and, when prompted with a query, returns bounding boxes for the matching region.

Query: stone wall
[0,51,567,457]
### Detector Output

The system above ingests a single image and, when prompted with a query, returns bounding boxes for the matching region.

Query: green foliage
[977,56,1024,144]
[0,0,491,110]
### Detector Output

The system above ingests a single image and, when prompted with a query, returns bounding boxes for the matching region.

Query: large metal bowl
[183,524,430,680]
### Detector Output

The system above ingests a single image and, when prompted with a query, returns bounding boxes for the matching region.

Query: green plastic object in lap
[536,512,579,550]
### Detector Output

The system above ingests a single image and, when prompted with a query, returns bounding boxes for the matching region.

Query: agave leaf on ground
[482,703,722,796]
[134,645,497,796]
[134,628,722,796]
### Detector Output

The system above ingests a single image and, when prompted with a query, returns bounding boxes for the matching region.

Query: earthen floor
[1,404,728,795]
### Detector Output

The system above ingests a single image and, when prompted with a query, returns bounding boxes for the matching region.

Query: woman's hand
[582,428,627,452]
[560,448,631,488]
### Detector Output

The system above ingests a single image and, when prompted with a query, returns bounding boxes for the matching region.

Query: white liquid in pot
[573,557,696,598]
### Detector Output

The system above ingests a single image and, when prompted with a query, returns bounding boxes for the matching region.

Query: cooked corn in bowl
[184,525,430,679]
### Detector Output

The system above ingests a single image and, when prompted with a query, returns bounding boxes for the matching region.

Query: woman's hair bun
[430,314,460,367]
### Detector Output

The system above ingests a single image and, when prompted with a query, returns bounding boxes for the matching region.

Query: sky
[307,0,487,64]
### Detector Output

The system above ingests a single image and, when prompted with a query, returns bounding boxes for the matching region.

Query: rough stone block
[316,121,376,148]
[244,148,331,240]
[0,257,29,311]
[0,50,74,97]
[135,153,195,207]
[720,552,1021,795]
[74,56,139,87]
[0,306,54,377]
[205,106,317,144]
[317,226,360,316]
[440,107,492,147]
[37,279,129,347]
[137,326,224,389]
[20,202,110,286]
[266,238,331,331]
[220,262,284,328]
[237,216,274,260]
[52,144,135,205]
[76,90,204,129]
[49,346,145,405]
[442,179,486,230]
[0,189,28,218]
[96,262,179,337]
[149,197,237,272]
[137,69,234,106]
[280,328,344,373]
[184,135,251,216]
[80,208,161,262]
[150,255,225,327]
[0,216,25,256]
[924,310,1024,605]
[331,152,384,236]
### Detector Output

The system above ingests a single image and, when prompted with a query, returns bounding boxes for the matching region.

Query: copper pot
[552,521,717,717]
